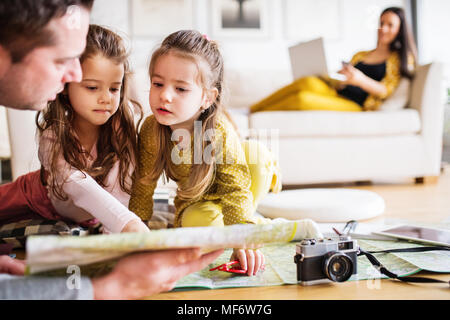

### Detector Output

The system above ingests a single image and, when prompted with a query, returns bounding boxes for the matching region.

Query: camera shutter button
[301,240,311,245]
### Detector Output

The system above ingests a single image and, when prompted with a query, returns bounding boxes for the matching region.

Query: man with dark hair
[0,0,222,300]
[0,0,95,62]
[0,0,92,111]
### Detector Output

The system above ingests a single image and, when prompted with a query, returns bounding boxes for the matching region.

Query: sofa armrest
[409,62,445,173]
[0,106,10,159]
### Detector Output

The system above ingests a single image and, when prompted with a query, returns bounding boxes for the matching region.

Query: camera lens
[323,252,354,282]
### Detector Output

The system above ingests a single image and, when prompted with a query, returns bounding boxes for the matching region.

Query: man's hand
[91,248,223,299]
[0,255,26,275]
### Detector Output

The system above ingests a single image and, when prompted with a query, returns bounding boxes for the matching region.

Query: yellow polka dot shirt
[129,113,256,227]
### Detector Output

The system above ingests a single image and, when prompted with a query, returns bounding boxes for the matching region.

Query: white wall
[417,0,450,93]
[91,0,450,108]
[90,0,405,73]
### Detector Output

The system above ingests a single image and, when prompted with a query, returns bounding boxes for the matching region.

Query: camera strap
[357,246,450,287]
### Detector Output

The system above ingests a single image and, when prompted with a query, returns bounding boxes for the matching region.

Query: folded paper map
[26,222,300,274]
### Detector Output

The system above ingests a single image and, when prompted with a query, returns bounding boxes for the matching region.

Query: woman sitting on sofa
[250,7,417,113]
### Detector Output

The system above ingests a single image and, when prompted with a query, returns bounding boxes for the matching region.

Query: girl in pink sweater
[0,25,148,233]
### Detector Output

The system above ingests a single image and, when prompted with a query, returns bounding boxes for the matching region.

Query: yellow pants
[180,140,279,227]
[250,76,362,113]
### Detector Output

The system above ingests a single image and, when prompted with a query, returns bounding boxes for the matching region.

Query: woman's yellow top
[348,50,414,111]
[129,113,256,227]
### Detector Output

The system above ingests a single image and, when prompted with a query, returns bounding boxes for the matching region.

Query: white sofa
[228,63,445,185]
[4,108,40,180]
[0,107,11,182]
[3,62,444,187]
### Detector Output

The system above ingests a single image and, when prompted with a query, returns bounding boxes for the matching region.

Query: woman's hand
[121,219,150,233]
[338,63,388,97]
[231,248,265,276]
[338,63,366,87]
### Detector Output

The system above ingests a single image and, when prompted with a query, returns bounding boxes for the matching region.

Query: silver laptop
[288,37,346,81]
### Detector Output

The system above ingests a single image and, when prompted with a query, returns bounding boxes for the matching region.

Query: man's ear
[0,45,12,80]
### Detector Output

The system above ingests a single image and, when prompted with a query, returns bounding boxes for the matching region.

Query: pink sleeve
[38,129,140,233]
[61,171,139,233]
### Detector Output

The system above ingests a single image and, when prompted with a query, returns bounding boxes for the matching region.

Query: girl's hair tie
[202,34,210,41]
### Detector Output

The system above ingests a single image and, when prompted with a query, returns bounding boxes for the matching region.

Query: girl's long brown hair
[146,30,227,201]
[36,24,143,200]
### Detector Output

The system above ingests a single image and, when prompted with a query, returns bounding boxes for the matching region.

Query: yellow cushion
[241,140,281,208]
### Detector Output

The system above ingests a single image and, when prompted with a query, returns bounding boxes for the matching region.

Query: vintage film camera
[294,236,358,285]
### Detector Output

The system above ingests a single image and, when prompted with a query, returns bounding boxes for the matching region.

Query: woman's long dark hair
[381,7,418,78]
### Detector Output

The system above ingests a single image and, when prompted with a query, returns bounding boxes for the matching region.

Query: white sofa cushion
[249,109,421,137]
[379,78,411,112]
[224,68,292,110]
[227,109,249,137]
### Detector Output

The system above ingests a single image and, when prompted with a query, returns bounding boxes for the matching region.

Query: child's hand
[231,248,265,276]
[121,219,150,233]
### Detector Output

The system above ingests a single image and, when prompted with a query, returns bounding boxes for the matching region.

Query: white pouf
[257,188,385,222]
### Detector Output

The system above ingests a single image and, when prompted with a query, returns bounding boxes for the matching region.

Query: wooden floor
[351,167,450,225]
